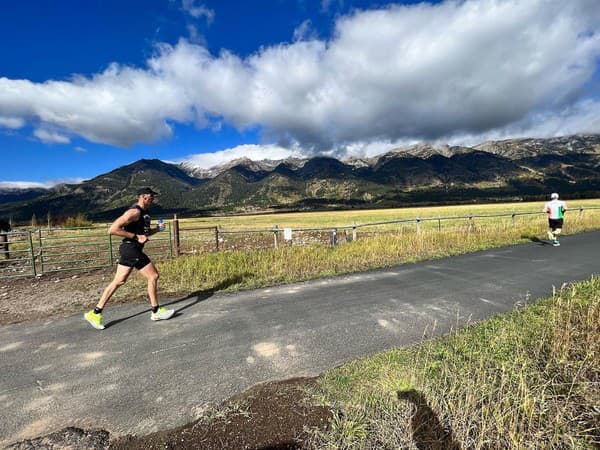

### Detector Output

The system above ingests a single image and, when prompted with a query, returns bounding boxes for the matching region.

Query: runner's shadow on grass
[397,389,461,450]
[104,274,248,328]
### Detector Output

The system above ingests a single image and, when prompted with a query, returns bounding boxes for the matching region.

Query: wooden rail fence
[2,206,598,278]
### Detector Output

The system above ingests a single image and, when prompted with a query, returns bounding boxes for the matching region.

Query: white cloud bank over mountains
[0,178,85,190]
[1,0,599,168]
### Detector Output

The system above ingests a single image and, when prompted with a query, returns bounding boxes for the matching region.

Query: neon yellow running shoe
[84,310,105,330]
[151,307,175,321]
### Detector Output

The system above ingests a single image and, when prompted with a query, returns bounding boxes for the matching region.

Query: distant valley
[1,135,599,222]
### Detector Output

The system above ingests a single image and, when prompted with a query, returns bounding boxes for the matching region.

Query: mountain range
[1,135,599,222]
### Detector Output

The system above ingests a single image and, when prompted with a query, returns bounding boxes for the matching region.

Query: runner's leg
[97,264,133,309]
[139,262,160,307]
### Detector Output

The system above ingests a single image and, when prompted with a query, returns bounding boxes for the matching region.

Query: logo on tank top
[143,214,151,234]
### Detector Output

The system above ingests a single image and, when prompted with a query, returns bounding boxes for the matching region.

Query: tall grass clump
[312,277,600,449]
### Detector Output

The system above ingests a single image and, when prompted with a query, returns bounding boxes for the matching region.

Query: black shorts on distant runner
[548,218,563,230]
[118,242,151,270]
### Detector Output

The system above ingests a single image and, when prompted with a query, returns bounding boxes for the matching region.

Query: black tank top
[122,205,151,245]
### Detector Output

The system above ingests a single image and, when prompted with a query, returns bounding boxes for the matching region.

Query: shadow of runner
[104,274,248,328]
[526,236,550,246]
[397,389,461,450]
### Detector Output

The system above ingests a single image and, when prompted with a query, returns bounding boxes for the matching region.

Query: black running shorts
[548,218,563,230]
[118,242,151,270]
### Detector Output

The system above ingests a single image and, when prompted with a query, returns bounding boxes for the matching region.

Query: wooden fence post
[173,214,180,256]
[28,231,37,277]
[0,219,10,260]
[352,222,357,241]
[579,207,583,219]
[512,213,516,227]
[273,225,279,249]
[416,217,421,233]
[0,233,9,260]
[215,226,220,251]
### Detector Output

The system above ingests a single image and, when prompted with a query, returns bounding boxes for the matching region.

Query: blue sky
[1,0,599,187]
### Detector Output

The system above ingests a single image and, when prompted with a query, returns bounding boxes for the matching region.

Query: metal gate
[0,231,37,278]
[0,226,173,279]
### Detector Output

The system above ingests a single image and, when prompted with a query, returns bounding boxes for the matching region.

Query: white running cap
[551,192,559,199]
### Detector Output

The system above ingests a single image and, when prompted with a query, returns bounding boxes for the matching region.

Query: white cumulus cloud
[0,0,599,157]
[0,178,84,189]
[0,116,25,129]
[179,144,304,169]
[34,128,71,144]
[0,181,49,189]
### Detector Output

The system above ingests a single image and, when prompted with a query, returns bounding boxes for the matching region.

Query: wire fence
[172,206,600,254]
[2,206,598,279]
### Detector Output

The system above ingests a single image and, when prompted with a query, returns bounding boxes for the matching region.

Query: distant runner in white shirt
[543,193,567,247]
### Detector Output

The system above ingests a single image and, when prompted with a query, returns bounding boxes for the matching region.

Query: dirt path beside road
[1,268,143,326]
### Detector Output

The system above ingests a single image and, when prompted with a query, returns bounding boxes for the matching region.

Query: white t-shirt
[544,199,567,219]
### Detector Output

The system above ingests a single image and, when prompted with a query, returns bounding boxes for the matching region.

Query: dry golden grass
[174,198,600,230]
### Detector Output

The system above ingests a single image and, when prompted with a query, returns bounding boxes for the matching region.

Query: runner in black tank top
[118,204,152,270]
[83,187,174,330]
[122,205,151,246]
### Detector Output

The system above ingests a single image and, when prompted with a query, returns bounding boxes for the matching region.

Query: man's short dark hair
[138,187,158,196]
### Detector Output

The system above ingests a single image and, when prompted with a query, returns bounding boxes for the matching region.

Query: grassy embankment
[115,199,600,300]
[311,276,599,448]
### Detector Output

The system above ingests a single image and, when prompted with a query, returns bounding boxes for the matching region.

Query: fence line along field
[175,199,600,254]
[1,199,599,279]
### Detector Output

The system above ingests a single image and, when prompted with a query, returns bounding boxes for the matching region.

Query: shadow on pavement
[397,389,461,450]
[526,236,550,246]
[104,274,248,328]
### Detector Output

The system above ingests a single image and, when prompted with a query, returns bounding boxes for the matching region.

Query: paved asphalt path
[1,231,599,446]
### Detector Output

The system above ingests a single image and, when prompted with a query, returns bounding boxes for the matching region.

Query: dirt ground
[0,268,117,326]
[8,378,332,450]
[2,271,333,450]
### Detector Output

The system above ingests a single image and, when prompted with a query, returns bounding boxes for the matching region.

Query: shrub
[63,213,93,228]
